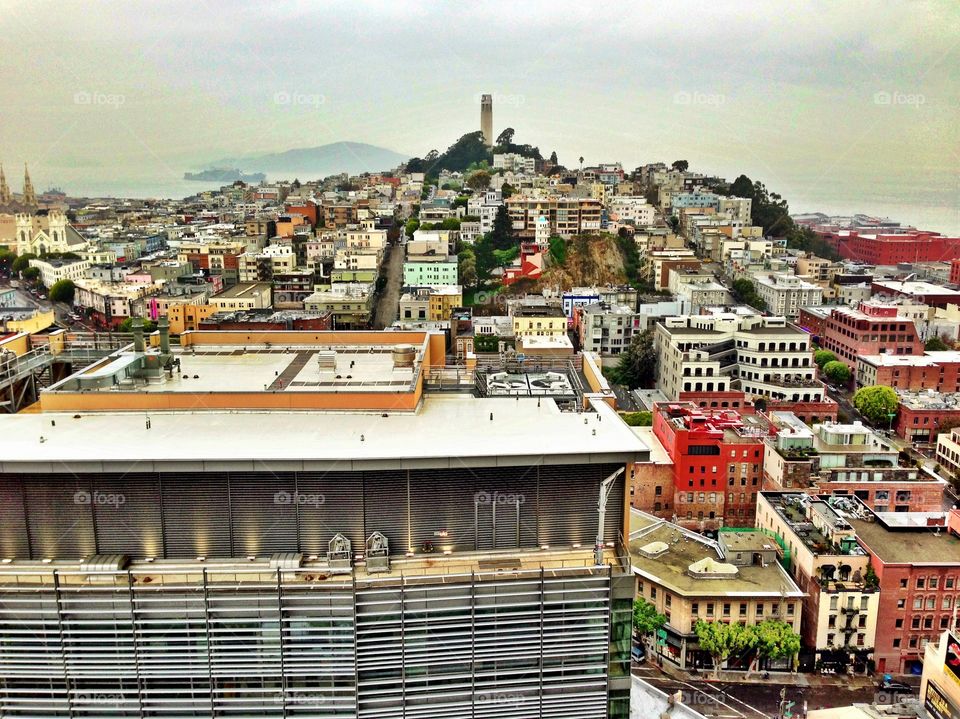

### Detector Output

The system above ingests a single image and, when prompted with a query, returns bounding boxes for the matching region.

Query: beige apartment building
[629,511,803,670]
[505,196,602,238]
[756,493,879,672]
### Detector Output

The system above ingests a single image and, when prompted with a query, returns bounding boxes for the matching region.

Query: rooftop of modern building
[873,280,960,295]
[628,510,803,597]
[512,305,566,318]
[0,546,622,586]
[0,394,649,472]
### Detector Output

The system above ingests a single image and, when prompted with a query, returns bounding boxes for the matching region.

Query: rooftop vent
[638,541,669,559]
[79,554,130,573]
[687,557,738,579]
[269,552,303,570]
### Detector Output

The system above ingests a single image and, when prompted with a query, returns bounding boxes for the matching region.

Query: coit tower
[480,94,493,147]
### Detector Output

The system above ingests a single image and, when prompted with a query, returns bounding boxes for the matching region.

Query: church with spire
[0,162,39,213]
[0,162,88,255]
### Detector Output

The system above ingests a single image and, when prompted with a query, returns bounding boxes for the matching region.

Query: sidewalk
[651,658,877,689]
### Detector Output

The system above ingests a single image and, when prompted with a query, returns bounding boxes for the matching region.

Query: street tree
[823,360,851,385]
[11,253,36,274]
[814,349,838,368]
[633,598,666,657]
[49,279,76,304]
[694,620,756,678]
[752,619,801,671]
[610,329,657,389]
[853,385,899,427]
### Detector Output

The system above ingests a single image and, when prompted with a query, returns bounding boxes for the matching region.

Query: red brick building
[856,352,960,392]
[815,229,960,265]
[951,259,960,286]
[680,390,837,425]
[820,302,923,369]
[798,307,830,338]
[852,510,960,675]
[893,392,960,443]
[652,403,768,529]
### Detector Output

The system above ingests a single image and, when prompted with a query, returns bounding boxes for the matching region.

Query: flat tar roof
[0,395,650,472]
[851,518,960,565]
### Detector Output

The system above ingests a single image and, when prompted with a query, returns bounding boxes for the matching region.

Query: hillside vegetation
[536,233,630,289]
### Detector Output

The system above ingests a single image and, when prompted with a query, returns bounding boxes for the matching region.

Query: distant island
[184,168,266,183]
[207,142,410,179]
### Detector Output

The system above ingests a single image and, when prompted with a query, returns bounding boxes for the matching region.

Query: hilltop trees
[731,279,766,311]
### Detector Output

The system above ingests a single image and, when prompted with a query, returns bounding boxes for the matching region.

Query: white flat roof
[0,395,650,472]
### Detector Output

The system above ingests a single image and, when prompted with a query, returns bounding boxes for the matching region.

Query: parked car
[631,643,646,663]
[879,679,913,693]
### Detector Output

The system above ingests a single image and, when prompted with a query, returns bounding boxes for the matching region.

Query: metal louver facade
[0,563,618,719]
[0,464,624,560]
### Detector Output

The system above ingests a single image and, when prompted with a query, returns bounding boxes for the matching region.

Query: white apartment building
[576,303,640,355]
[752,273,824,319]
[655,314,825,404]
[607,196,656,226]
[28,258,91,288]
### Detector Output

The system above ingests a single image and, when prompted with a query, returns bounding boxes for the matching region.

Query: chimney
[132,318,145,353]
[158,316,170,355]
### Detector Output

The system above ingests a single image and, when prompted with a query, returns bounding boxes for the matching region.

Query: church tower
[22,163,36,207]
[0,164,10,205]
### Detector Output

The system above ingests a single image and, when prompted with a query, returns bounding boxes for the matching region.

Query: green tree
[500,182,515,199]
[621,411,653,427]
[22,266,40,282]
[458,250,478,289]
[492,245,520,268]
[549,150,558,165]
[548,236,567,265]
[926,336,952,351]
[610,330,657,389]
[823,360,851,385]
[404,218,420,237]
[694,620,756,678]
[633,598,666,638]
[731,278,767,312]
[48,279,76,303]
[11,253,36,274]
[668,215,680,233]
[438,217,461,231]
[671,160,689,173]
[814,349,838,368]
[495,128,515,146]
[473,235,496,280]
[0,248,17,271]
[466,170,492,191]
[118,317,157,333]
[752,619,801,669]
[488,205,515,251]
[853,385,899,427]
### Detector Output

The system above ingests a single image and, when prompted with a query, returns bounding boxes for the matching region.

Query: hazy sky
[1,0,958,228]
